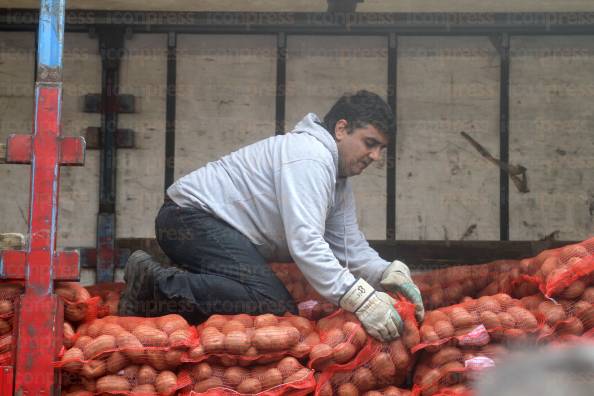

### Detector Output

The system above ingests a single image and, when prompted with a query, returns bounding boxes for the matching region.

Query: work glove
[339,278,403,342]
[380,260,425,322]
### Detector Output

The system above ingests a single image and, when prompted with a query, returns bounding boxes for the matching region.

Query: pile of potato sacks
[55,238,593,396]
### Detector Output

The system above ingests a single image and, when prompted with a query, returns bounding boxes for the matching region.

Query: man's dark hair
[323,90,395,138]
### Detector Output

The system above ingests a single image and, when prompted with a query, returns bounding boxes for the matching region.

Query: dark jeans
[154,200,297,323]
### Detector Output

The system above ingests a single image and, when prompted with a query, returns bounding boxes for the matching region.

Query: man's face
[334,119,389,177]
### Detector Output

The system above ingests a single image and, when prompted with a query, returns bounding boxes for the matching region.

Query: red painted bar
[11,86,63,395]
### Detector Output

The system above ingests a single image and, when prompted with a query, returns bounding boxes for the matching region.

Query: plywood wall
[285,35,388,239]
[1,30,593,267]
[396,37,501,240]
[117,33,167,239]
[59,33,101,249]
[0,32,35,237]
[510,36,594,240]
[175,35,277,179]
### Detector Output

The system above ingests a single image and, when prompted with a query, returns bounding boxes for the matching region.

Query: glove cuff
[339,278,375,313]
[382,260,411,280]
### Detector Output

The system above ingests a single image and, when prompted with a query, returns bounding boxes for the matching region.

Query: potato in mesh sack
[56,282,100,323]
[85,282,125,318]
[269,262,337,320]
[309,295,419,373]
[313,297,419,396]
[415,294,542,353]
[413,262,513,310]
[0,282,23,365]
[60,363,193,395]
[516,238,594,298]
[188,313,318,365]
[56,314,196,376]
[412,344,508,396]
[183,357,315,395]
[314,337,416,396]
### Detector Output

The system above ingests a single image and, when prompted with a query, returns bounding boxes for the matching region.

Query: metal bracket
[460,131,529,193]
[327,0,364,13]
[489,33,510,58]
[5,134,85,165]
[124,27,134,40]
[83,93,136,113]
[88,26,97,39]
[75,247,130,269]
[168,31,176,47]
[85,127,135,149]
[0,250,80,281]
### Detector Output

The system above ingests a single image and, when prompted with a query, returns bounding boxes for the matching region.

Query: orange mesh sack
[313,298,420,395]
[56,314,196,377]
[518,238,594,298]
[307,310,373,371]
[413,260,523,311]
[430,385,472,396]
[269,262,324,303]
[187,313,319,365]
[85,282,125,318]
[475,261,540,300]
[314,337,415,396]
[0,282,23,366]
[61,367,193,395]
[415,294,543,354]
[316,369,412,396]
[411,344,508,396]
[521,293,594,341]
[181,357,315,396]
[269,262,337,320]
[56,281,101,323]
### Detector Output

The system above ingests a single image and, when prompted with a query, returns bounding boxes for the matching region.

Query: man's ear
[334,119,349,141]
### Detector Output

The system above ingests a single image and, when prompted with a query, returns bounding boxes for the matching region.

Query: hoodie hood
[291,113,339,173]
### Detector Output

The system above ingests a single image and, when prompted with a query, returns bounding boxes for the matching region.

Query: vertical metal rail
[275,32,287,135]
[2,0,83,393]
[386,33,397,240]
[499,34,510,241]
[97,28,124,282]
[14,1,66,392]
[164,32,177,191]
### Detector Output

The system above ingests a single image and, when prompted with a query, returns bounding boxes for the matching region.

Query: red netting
[313,298,419,395]
[56,282,101,323]
[314,336,414,396]
[268,262,337,320]
[269,263,324,303]
[0,282,24,366]
[414,294,544,354]
[411,344,508,396]
[412,260,524,310]
[523,294,594,342]
[430,385,472,396]
[180,358,315,395]
[188,313,319,365]
[85,282,125,318]
[56,314,196,376]
[62,368,193,395]
[307,310,373,372]
[516,238,594,298]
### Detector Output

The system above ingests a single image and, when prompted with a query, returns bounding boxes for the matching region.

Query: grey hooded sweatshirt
[167,113,390,305]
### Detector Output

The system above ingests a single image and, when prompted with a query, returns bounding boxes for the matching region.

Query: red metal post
[0,0,85,394]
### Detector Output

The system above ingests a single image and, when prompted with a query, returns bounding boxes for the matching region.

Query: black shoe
[118,250,173,316]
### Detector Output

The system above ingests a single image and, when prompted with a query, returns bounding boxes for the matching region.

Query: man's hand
[380,260,425,322]
[339,278,403,342]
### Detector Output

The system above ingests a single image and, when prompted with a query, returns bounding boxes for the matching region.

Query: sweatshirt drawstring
[343,200,349,270]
